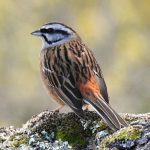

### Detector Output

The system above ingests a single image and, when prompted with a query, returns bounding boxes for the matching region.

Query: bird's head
[31,22,78,49]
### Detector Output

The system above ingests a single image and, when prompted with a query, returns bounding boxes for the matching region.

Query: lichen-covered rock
[0,111,149,150]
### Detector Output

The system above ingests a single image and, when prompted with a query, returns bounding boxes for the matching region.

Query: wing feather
[43,64,85,118]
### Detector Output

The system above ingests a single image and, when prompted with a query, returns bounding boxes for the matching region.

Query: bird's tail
[85,98,128,131]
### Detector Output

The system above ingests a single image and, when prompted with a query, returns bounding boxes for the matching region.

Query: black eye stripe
[56,30,69,36]
[40,28,53,33]
[40,28,69,35]
[47,28,54,33]
[40,28,47,33]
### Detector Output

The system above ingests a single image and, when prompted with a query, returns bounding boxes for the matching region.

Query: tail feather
[110,108,128,128]
[85,98,128,131]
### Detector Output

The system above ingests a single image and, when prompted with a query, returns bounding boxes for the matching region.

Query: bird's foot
[51,105,64,113]
[83,104,90,111]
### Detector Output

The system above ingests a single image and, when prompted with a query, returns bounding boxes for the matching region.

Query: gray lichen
[0,111,149,150]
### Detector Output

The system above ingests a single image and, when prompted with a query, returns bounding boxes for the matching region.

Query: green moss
[55,116,87,147]
[100,126,141,149]
[10,135,28,148]
[56,128,86,147]
[98,120,107,130]
[113,126,141,141]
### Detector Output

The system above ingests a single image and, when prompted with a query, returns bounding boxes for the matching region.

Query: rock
[0,111,149,150]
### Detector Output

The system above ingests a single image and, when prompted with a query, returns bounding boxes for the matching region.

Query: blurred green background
[0,0,150,127]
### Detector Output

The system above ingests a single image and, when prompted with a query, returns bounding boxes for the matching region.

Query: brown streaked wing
[86,47,109,103]
[73,42,109,103]
[42,47,85,118]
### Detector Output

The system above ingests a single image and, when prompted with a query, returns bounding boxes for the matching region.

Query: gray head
[31,22,77,49]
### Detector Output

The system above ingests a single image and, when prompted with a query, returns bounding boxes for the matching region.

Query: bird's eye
[47,28,54,33]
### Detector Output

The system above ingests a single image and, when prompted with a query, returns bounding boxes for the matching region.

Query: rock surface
[0,111,149,150]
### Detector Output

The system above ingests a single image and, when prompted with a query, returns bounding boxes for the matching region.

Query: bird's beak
[31,30,41,36]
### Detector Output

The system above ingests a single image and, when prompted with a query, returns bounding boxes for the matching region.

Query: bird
[31,22,128,131]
